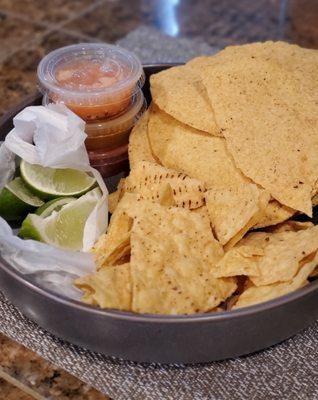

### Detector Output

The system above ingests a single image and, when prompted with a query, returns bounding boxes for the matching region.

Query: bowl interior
[1,63,318,323]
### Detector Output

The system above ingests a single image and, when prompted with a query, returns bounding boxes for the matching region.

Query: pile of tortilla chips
[76,41,318,314]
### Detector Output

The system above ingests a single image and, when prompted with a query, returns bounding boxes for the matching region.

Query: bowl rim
[1,62,318,325]
[1,253,318,323]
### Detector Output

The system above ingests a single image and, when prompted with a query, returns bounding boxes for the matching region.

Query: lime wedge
[0,177,44,221]
[19,188,101,250]
[36,197,76,217]
[20,160,96,200]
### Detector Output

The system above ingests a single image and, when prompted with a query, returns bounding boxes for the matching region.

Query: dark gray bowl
[1,64,318,364]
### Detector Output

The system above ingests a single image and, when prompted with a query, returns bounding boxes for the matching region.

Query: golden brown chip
[310,266,318,278]
[128,109,157,169]
[108,191,119,215]
[202,56,318,216]
[250,227,318,286]
[124,161,205,209]
[190,43,318,215]
[267,220,314,234]
[92,193,136,269]
[214,225,318,287]
[108,178,126,214]
[222,42,318,99]
[150,65,220,135]
[312,193,318,207]
[147,105,249,189]
[233,253,318,309]
[156,182,176,207]
[129,201,236,314]
[189,42,318,98]
[213,244,262,280]
[253,200,295,229]
[94,185,181,270]
[75,263,131,310]
[205,184,270,247]
[187,56,211,69]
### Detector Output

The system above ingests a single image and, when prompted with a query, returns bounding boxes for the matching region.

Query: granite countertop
[0,333,108,399]
[0,0,318,398]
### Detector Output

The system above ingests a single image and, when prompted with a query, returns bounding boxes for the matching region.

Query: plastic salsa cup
[84,90,146,151]
[88,142,129,178]
[37,43,145,121]
[42,89,146,151]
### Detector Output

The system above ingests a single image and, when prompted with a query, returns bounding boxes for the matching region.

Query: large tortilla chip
[147,105,249,189]
[233,253,318,309]
[219,42,318,101]
[205,183,270,247]
[214,224,318,286]
[202,56,318,216]
[130,201,236,314]
[75,263,131,310]
[189,42,318,99]
[128,110,157,169]
[150,65,220,135]
[124,161,205,209]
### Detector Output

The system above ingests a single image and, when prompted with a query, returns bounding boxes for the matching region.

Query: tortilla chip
[310,266,318,278]
[214,225,318,287]
[253,200,295,229]
[214,248,261,280]
[128,110,157,169]
[124,161,206,209]
[187,56,211,69]
[192,205,211,220]
[92,193,137,269]
[108,178,126,214]
[150,65,220,135]
[130,201,236,314]
[189,41,318,95]
[221,42,318,98]
[202,56,318,216]
[233,253,318,309]
[75,263,131,310]
[147,105,249,189]
[268,220,314,234]
[312,193,318,207]
[205,183,270,247]
[250,226,318,286]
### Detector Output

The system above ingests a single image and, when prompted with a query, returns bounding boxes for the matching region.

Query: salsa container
[38,43,145,121]
[1,65,318,364]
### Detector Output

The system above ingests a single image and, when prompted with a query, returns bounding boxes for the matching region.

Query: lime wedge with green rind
[36,197,76,217]
[0,177,44,221]
[19,188,101,251]
[20,160,96,200]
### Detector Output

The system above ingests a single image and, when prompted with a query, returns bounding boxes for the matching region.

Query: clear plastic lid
[37,43,145,110]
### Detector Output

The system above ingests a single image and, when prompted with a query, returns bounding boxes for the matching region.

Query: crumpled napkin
[0,104,108,298]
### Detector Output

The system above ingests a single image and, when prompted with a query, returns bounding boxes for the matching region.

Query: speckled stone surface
[64,0,283,46]
[0,333,109,399]
[0,0,317,119]
[0,0,96,24]
[0,378,34,400]
[0,0,318,398]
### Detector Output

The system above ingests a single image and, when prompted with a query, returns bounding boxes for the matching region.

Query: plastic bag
[0,104,108,298]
